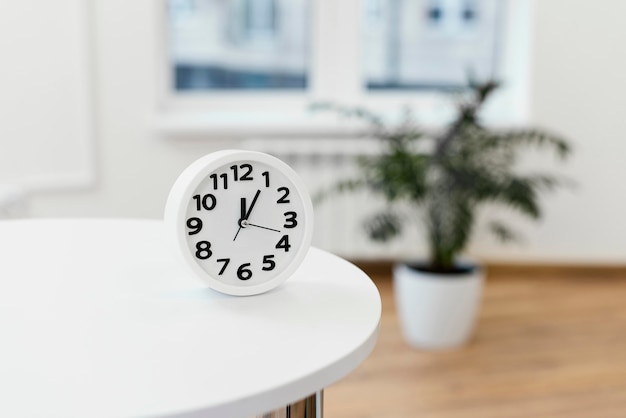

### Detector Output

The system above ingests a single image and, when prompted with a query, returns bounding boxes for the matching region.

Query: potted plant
[314,80,572,349]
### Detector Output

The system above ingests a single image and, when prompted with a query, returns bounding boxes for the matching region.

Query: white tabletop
[0,219,380,418]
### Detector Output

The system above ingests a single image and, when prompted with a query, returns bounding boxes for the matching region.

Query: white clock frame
[164,150,314,296]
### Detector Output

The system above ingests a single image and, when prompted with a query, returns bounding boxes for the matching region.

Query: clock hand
[240,197,246,220]
[243,189,261,220]
[233,225,242,241]
[233,191,261,241]
[240,220,281,233]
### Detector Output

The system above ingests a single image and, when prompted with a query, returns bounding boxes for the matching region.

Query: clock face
[165,150,314,296]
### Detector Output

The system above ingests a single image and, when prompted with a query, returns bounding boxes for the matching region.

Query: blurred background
[1,0,624,264]
[2,1,626,417]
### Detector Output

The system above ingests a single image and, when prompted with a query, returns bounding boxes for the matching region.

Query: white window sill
[152,109,373,138]
[152,96,529,139]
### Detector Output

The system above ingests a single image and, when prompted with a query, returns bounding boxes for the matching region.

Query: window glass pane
[363,0,503,90]
[168,0,310,91]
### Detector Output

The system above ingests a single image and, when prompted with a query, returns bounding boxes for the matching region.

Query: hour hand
[240,197,247,221]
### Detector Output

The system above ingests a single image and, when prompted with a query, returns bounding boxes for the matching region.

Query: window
[160,0,529,134]
[169,0,310,91]
[363,0,503,89]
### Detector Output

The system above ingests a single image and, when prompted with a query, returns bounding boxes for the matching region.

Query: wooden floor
[325,268,626,418]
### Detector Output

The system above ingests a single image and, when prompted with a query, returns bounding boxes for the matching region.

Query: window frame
[154,0,531,137]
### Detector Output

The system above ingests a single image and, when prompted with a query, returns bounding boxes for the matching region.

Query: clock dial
[165,150,313,296]
[184,159,307,286]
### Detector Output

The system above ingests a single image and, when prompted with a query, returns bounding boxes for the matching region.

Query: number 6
[237,263,252,280]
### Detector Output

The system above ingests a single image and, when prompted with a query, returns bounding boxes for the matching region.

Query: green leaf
[363,211,402,242]
[502,177,541,219]
[488,221,521,244]
[487,128,573,160]
[360,151,430,202]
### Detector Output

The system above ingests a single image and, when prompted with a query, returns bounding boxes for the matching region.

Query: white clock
[165,150,314,296]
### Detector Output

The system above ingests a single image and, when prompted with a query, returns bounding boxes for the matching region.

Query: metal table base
[256,391,323,418]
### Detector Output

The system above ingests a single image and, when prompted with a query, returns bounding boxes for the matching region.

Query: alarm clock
[165,150,314,296]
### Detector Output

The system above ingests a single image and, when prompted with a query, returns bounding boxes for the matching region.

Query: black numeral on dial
[277,187,290,204]
[276,235,291,252]
[230,164,253,181]
[195,241,212,259]
[186,217,203,235]
[209,173,228,190]
[193,194,217,211]
[283,211,297,228]
[217,258,230,275]
[237,263,253,280]
[262,255,276,271]
[262,171,270,187]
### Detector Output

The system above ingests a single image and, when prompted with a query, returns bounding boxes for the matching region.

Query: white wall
[5,0,626,264]
[0,0,94,191]
[21,0,231,218]
[475,0,626,263]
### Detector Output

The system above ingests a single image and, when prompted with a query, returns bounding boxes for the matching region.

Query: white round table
[0,219,380,418]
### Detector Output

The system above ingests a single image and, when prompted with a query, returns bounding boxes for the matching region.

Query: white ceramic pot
[393,262,485,350]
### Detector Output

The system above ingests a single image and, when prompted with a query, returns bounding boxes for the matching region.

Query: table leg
[256,390,323,418]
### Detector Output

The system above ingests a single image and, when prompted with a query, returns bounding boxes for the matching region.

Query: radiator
[240,139,421,260]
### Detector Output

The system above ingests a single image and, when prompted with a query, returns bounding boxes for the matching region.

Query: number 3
[283,211,297,228]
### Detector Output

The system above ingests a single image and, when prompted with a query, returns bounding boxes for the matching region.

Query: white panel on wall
[0,0,94,191]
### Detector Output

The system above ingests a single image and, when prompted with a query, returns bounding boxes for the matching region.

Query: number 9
[186,217,203,235]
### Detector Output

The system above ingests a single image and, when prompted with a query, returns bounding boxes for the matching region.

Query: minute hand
[245,222,281,233]
[243,189,261,220]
